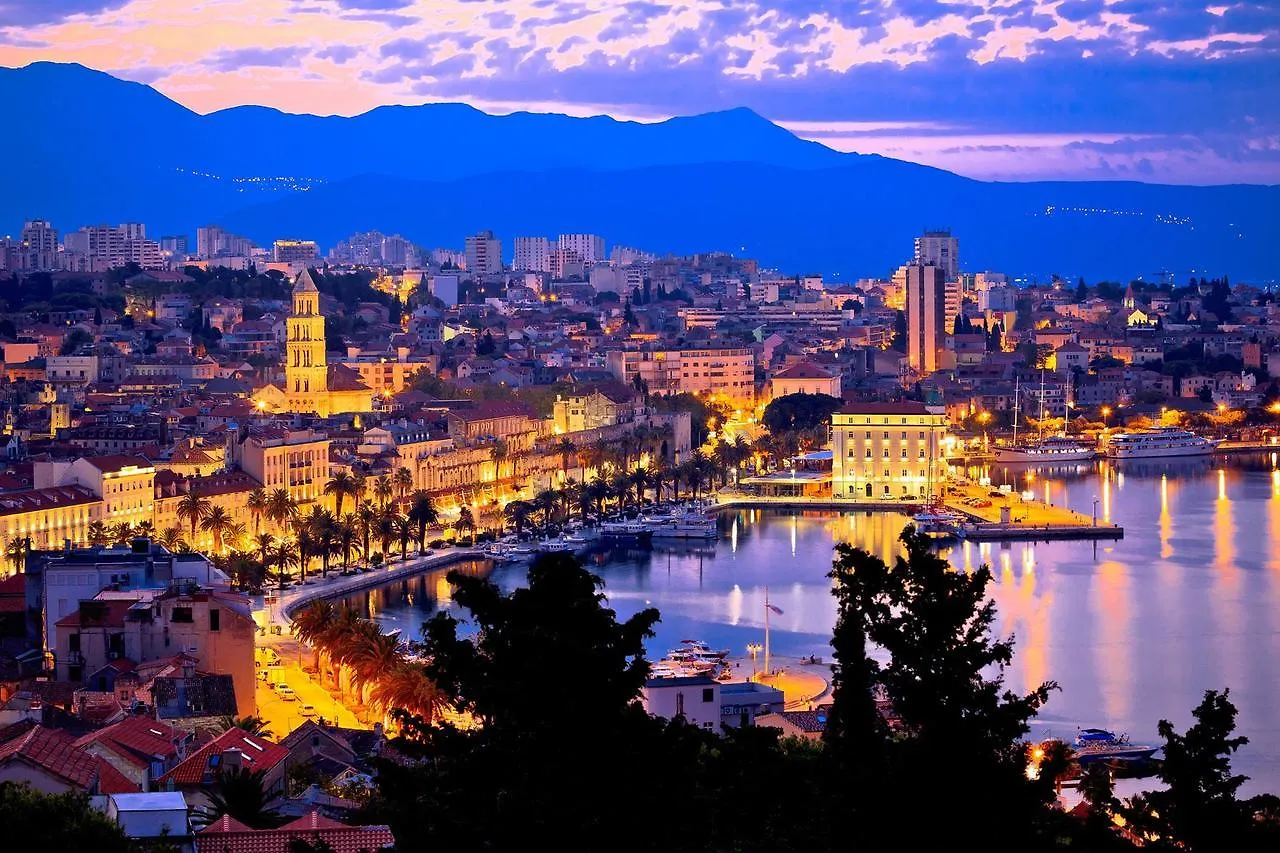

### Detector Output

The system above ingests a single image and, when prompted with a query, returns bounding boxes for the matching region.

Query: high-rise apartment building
[465,230,503,276]
[273,239,320,264]
[913,229,959,281]
[513,236,551,272]
[381,234,413,265]
[20,219,58,270]
[196,225,255,259]
[558,233,605,266]
[905,263,946,375]
[64,223,162,270]
[159,235,189,258]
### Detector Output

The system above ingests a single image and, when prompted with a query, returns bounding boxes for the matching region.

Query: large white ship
[994,435,1096,463]
[1104,426,1218,459]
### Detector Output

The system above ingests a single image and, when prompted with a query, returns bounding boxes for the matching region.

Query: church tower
[286,269,330,415]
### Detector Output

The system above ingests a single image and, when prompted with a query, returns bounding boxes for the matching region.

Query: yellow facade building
[830,402,948,501]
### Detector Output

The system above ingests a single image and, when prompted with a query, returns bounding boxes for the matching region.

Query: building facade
[607,347,756,404]
[513,236,551,272]
[830,402,948,500]
[913,229,959,280]
[905,263,946,375]
[464,231,503,276]
[280,270,373,417]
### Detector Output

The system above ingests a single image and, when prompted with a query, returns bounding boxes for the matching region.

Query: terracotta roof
[773,361,836,380]
[0,726,99,789]
[448,401,533,421]
[94,756,141,794]
[55,598,136,628]
[82,454,153,474]
[0,485,98,518]
[201,814,255,834]
[836,402,934,415]
[326,364,371,393]
[196,810,395,853]
[160,728,289,787]
[75,717,187,767]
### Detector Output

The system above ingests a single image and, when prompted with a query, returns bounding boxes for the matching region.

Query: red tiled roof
[773,361,836,380]
[327,364,371,392]
[196,811,395,853]
[55,598,136,628]
[0,485,98,518]
[836,402,934,415]
[82,454,153,473]
[75,717,186,767]
[94,756,141,794]
[160,728,289,787]
[0,726,100,789]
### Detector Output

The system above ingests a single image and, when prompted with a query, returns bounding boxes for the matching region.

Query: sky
[1,0,1277,184]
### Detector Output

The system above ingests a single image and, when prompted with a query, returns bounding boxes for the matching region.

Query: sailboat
[994,373,1095,463]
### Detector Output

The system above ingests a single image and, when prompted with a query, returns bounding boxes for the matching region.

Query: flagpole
[763,585,770,680]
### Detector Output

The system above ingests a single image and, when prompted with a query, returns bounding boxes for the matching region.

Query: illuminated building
[830,402,948,500]
[277,270,373,417]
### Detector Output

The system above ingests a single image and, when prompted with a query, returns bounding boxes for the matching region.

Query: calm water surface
[341,452,1280,791]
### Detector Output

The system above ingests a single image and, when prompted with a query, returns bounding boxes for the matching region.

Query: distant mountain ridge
[3,61,1277,281]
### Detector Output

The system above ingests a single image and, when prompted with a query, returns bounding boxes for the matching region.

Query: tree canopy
[762,392,843,436]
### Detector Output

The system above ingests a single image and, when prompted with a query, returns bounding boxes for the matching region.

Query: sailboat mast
[1038,370,1046,441]
[1012,377,1019,447]
[763,586,771,679]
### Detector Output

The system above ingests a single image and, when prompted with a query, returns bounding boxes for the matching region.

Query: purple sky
[2,0,1277,183]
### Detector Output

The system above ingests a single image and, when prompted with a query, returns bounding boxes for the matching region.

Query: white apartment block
[19,219,59,270]
[830,403,948,500]
[465,230,503,276]
[607,347,756,404]
[196,225,255,259]
[64,224,163,270]
[558,233,605,266]
[914,229,959,280]
[513,236,551,272]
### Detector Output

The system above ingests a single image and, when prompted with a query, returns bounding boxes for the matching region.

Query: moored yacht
[994,435,1096,463]
[1104,426,1217,459]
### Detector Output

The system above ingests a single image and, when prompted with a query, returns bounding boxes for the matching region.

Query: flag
[766,603,784,615]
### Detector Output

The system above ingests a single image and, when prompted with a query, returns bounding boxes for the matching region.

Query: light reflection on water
[340,453,1280,791]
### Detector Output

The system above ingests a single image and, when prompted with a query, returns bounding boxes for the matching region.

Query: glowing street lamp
[747,642,763,680]
[1101,406,1111,429]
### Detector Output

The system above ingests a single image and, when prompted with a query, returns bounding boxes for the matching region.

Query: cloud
[205,46,309,71]
[0,0,129,27]
[331,0,414,9]
[315,44,361,64]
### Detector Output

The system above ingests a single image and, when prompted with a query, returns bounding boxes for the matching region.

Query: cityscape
[3,1,1280,850]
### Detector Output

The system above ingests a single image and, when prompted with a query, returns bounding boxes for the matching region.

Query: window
[69,633,81,652]
[702,688,714,703]
[171,606,193,623]
[210,609,220,631]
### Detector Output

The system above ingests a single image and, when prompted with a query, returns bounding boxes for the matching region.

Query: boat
[1104,426,1218,459]
[995,374,1096,463]
[600,520,653,544]
[995,436,1096,463]
[651,640,732,679]
[1073,729,1159,764]
[535,538,574,554]
[911,510,963,538]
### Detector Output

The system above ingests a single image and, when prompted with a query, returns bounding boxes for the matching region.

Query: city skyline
[0,1,1276,184]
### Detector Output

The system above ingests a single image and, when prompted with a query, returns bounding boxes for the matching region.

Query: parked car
[276,684,296,701]
[299,704,317,717]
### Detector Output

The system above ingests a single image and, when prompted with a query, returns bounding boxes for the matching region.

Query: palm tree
[375,513,395,564]
[200,506,233,553]
[503,500,533,539]
[265,488,296,535]
[609,470,632,509]
[587,476,611,519]
[226,552,263,593]
[488,439,509,482]
[306,509,337,578]
[4,537,26,575]
[133,520,156,540]
[552,436,578,479]
[407,491,438,554]
[394,515,413,562]
[317,604,361,688]
[223,521,248,554]
[345,626,401,706]
[455,506,475,545]
[246,487,268,536]
[367,661,446,724]
[108,522,134,546]
[356,502,377,567]
[158,526,185,551]
[194,766,282,829]
[629,465,651,507]
[373,475,393,510]
[295,527,316,584]
[270,540,299,589]
[336,520,357,572]
[176,488,211,545]
[291,599,335,670]
[324,470,358,518]
[394,467,414,503]
[229,716,273,739]
[87,521,108,546]
[252,532,275,569]
[532,489,560,534]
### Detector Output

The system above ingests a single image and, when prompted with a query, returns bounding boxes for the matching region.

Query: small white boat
[911,510,962,538]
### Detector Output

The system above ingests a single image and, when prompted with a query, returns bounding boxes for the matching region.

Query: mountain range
[4,61,1277,282]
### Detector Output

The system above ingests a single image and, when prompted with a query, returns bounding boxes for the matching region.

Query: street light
[1092,497,1099,527]
[747,642,762,681]
[1101,406,1111,430]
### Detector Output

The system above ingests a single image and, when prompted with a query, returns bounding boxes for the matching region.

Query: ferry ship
[994,436,1096,463]
[1104,426,1218,459]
